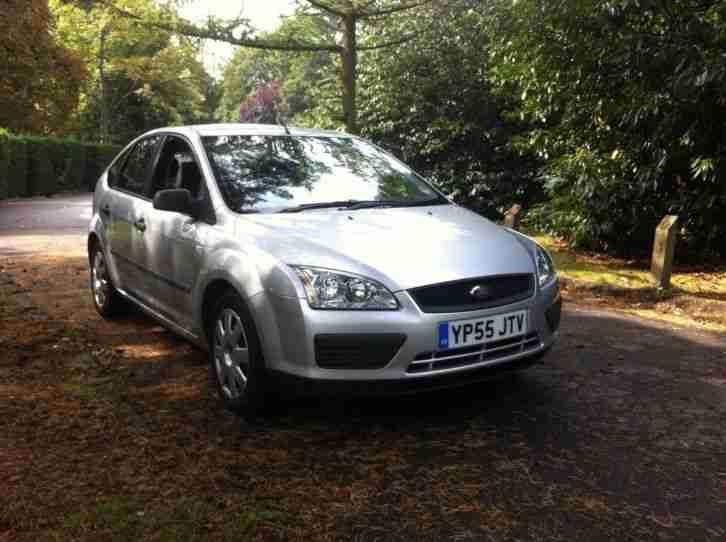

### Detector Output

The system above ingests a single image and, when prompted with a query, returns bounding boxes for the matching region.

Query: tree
[358,1,540,218]
[85,0,440,134]
[486,0,726,258]
[0,0,85,135]
[217,13,338,128]
[52,0,213,143]
[239,82,282,123]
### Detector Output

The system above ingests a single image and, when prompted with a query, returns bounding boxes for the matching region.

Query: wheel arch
[199,278,264,352]
[87,232,100,264]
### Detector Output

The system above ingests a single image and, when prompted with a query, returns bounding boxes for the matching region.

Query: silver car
[88,124,561,415]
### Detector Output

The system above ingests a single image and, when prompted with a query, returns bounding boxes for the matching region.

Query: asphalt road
[0,193,92,235]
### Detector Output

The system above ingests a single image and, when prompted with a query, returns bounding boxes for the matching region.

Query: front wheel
[208,291,270,418]
[89,243,126,318]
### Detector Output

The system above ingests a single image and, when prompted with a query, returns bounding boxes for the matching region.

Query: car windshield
[201,135,447,213]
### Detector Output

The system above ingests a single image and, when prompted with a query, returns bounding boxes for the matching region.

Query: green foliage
[50,0,215,144]
[5,138,28,198]
[0,133,120,199]
[84,143,122,191]
[0,0,85,136]
[217,12,339,128]
[487,0,726,258]
[63,142,88,191]
[0,131,9,199]
[358,2,540,218]
[26,138,58,197]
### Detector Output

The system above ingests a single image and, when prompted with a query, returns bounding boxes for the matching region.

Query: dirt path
[1,231,725,541]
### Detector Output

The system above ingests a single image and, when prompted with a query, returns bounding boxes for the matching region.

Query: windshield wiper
[345,198,447,210]
[278,200,364,213]
[278,197,448,213]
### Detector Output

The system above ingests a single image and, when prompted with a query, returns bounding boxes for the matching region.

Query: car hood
[239,204,535,291]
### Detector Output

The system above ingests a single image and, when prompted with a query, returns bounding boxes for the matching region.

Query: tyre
[89,242,127,318]
[208,290,271,419]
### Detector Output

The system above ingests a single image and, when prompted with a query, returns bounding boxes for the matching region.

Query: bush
[63,142,87,190]
[0,131,8,199]
[26,137,57,197]
[84,143,122,192]
[0,132,121,199]
[5,138,28,197]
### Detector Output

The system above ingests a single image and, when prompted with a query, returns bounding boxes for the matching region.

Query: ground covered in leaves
[1,237,726,541]
[535,235,726,332]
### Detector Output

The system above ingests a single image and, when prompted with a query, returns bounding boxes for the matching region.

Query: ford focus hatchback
[88,124,561,416]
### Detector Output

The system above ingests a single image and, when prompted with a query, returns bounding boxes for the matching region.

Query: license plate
[438,310,528,350]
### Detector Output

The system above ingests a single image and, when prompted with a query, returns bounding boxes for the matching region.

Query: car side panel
[108,192,152,301]
[142,208,209,329]
[191,243,267,341]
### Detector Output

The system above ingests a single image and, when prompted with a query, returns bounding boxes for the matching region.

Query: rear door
[105,135,162,298]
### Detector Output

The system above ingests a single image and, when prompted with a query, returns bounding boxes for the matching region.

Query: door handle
[133,217,146,232]
[100,204,111,216]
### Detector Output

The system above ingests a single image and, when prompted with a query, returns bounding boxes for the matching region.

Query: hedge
[0,133,122,199]
[0,131,8,199]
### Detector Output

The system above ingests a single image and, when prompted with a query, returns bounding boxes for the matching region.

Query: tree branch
[356,30,421,50]
[357,0,435,19]
[304,0,349,17]
[96,0,341,53]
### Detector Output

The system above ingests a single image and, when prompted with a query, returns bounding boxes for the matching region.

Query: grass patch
[530,234,726,330]
[532,235,726,296]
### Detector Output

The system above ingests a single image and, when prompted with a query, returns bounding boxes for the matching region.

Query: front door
[143,136,213,329]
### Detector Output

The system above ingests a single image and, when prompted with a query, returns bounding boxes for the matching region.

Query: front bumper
[251,279,560,385]
[269,346,550,397]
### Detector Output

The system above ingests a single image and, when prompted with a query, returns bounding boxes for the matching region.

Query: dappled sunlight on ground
[2,239,726,540]
[532,234,726,330]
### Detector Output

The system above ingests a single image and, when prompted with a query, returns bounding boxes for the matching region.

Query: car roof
[146,123,352,139]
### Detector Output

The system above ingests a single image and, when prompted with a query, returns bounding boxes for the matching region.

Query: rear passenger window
[117,136,161,196]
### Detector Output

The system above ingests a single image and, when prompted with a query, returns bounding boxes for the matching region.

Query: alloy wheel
[92,250,111,309]
[213,308,250,400]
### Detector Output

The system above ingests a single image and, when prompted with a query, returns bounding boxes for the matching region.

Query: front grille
[407,332,540,374]
[408,274,535,313]
[315,333,406,370]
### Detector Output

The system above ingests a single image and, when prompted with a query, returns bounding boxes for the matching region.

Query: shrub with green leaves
[0,132,121,199]
[0,131,9,199]
[26,138,57,197]
[84,143,122,192]
[5,138,28,198]
[63,142,87,190]
[488,0,726,259]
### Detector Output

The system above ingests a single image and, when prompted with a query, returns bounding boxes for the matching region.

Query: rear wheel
[208,291,270,418]
[90,243,126,318]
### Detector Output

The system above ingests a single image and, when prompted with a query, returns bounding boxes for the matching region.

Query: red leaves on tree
[239,81,282,124]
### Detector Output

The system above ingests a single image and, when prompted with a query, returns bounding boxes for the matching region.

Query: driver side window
[150,136,215,223]
[150,136,203,200]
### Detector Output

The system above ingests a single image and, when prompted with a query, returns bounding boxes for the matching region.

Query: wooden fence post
[651,215,679,289]
[504,204,523,230]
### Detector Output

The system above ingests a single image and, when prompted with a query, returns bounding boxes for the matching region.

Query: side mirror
[153,188,195,217]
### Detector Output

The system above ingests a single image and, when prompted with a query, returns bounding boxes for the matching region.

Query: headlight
[290,266,399,310]
[536,245,557,287]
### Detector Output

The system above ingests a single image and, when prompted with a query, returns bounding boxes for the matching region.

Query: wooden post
[651,215,679,289]
[504,204,523,230]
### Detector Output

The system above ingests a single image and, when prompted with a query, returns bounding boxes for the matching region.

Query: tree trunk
[340,15,358,134]
[98,25,110,144]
